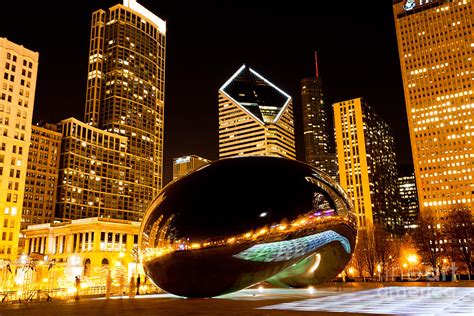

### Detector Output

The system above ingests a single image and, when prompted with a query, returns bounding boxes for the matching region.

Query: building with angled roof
[218,65,295,159]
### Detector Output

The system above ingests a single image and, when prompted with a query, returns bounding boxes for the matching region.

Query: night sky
[0,0,413,184]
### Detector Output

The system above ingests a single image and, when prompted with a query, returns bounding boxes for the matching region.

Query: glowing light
[407,254,418,264]
[258,285,264,292]
[259,212,267,218]
[348,267,355,275]
[309,254,321,273]
[308,286,315,294]
[119,252,125,258]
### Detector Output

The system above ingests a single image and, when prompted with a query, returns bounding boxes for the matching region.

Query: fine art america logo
[403,0,435,11]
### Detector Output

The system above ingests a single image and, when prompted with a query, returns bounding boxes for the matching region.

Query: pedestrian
[74,276,81,300]
[129,277,136,299]
[136,274,141,295]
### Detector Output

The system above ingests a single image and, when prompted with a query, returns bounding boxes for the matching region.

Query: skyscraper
[301,53,338,180]
[0,38,38,259]
[81,0,166,220]
[219,65,295,159]
[393,0,473,219]
[22,123,61,231]
[173,155,211,180]
[334,98,400,232]
[397,171,419,230]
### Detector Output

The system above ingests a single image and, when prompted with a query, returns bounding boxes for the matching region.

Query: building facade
[173,155,210,180]
[83,0,166,221]
[301,73,337,180]
[0,38,38,260]
[334,98,400,232]
[56,118,132,220]
[398,171,419,230]
[21,123,61,243]
[219,65,295,159]
[393,0,473,219]
[23,217,140,284]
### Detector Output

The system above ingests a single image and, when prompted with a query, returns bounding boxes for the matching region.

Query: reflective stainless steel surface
[140,156,357,297]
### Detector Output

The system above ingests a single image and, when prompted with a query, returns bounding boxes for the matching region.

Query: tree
[412,211,442,273]
[373,225,397,281]
[444,207,473,278]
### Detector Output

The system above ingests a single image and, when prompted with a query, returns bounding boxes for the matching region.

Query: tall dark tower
[301,53,337,180]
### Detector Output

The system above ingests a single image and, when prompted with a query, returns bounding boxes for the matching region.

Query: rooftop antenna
[315,51,320,80]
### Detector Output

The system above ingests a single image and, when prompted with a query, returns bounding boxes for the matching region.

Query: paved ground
[0,282,473,315]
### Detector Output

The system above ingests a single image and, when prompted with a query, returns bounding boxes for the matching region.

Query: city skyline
[0,0,411,184]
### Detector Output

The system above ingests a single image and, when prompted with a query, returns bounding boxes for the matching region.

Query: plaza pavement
[0,282,473,315]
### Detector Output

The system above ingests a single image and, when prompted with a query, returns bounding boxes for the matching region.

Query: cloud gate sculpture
[139,157,357,298]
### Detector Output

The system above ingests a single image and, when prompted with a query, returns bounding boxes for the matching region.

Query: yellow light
[258,228,267,235]
[119,252,125,258]
[348,267,355,275]
[377,264,382,273]
[443,258,448,264]
[67,287,77,294]
[227,237,235,244]
[42,278,48,283]
[407,254,418,264]
[80,282,89,289]
[308,286,315,294]
[402,263,408,268]
[191,243,201,249]
[245,232,252,238]
[258,285,264,292]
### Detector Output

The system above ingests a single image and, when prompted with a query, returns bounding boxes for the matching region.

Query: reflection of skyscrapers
[0,38,38,259]
[173,155,210,180]
[393,0,473,218]
[22,123,61,231]
[397,171,419,230]
[59,0,166,221]
[334,98,400,232]
[218,65,295,159]
[301,53,337,180]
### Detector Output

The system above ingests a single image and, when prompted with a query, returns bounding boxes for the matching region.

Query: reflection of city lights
[309,254,321,273]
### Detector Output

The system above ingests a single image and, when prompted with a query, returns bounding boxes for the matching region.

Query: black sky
[0,0,413,184]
